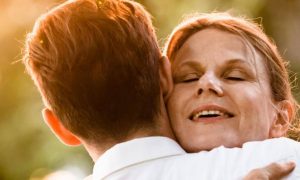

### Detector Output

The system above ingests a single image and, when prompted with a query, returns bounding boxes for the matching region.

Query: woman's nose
[197,72,224,96]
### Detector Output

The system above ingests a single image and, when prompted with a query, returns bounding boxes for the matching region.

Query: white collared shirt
[92,136,300,180]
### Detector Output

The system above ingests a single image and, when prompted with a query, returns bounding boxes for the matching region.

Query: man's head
[23,0,169,150]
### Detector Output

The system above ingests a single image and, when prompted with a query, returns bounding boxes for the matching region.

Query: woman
[163,13,299,152]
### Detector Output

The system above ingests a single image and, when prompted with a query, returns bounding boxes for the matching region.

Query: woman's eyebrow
[223,59,256,76]
[225,59,252,67]
[172,59,254,74]
[173,60,202,70]
[172,60,201,78]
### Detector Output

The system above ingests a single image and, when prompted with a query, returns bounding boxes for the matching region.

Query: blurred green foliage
[0,0,299,179]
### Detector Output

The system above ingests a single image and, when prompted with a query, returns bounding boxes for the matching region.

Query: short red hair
[24,0,161,143]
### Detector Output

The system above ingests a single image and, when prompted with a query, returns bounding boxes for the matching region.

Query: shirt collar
[93,136,186,179]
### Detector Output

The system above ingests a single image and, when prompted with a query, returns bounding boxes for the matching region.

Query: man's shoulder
[83,175,92,180]
[241,137,300,154]
[205,137,300,159]
[243,137,299,146]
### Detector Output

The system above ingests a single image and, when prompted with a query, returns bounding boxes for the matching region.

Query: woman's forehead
[173,29,256,65]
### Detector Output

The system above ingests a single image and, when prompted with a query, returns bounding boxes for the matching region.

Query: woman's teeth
[193,110,226,120]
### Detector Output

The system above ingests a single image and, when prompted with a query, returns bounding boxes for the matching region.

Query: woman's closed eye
[224,70,247,81]
[226,76,245,81]
[182,73,200,83]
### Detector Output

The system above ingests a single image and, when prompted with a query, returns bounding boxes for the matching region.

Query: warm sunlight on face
[167,28,278,152]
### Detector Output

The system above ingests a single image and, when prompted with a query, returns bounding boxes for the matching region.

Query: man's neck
[83,98,176,161]
[83,128,175,162]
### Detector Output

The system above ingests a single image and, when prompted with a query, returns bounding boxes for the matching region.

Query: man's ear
[42,108,82,146]
[269,100,293,138]
[159,56,173,102]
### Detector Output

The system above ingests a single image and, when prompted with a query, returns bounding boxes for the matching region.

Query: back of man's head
[23,0,161,145]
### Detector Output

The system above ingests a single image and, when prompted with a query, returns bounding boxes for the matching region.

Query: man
[23,0,295,179]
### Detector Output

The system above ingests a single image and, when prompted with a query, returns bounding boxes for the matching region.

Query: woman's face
[167,28,278,152]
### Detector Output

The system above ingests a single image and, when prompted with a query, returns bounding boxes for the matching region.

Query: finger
[243,162,296,180]
[265,162,295,179]
[243,169,268,180]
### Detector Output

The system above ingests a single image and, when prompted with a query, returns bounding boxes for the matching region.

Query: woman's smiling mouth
[189,105,234,121]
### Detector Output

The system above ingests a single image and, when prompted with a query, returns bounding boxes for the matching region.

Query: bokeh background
[0,0,299,179]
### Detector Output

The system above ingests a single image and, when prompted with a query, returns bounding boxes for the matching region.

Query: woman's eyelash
[226,76,244,81]
[181,76,245,82]
[183,78,199,83]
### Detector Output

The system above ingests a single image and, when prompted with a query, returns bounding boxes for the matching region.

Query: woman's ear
[269,100,293,138]
[159,56,173,102]
[42,108,82,146]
